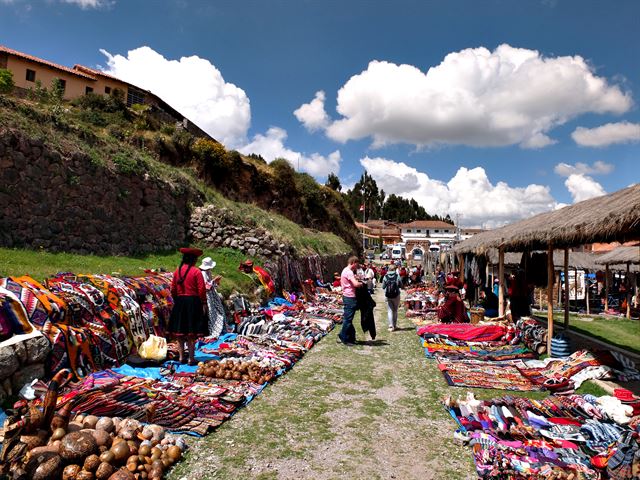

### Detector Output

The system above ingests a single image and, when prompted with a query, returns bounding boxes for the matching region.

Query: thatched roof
[482,249,602,270]
[596,246,640,265]
[455,184,640,253]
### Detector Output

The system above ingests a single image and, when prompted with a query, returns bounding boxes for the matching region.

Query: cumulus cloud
[62,0,113,8]
[554,160,614,177]
[564,174,606,202]
[571,122,640,147]
[239,127,341,178]
[100,46,251,147]
[293,90,330,132]
[360,157,557,227]
[309,44,631,149]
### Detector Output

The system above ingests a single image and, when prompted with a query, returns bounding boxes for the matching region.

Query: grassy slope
[549,313,640,355]
[0,96,352,257]
[0,246,254,297]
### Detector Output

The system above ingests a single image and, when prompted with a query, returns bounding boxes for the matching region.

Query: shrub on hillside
[72,92,129,115]
[0,68,14,95]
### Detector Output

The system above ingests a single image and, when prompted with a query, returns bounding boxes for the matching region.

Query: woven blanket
[418,323,507,342]
[437,358,543,391]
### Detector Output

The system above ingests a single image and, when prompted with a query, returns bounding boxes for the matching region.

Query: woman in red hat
[437,279,468,323]
[169,248,207,365]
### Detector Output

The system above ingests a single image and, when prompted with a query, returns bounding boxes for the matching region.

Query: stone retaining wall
[190,204,295,257]
[0,333,50,403]
[0,129,199,255]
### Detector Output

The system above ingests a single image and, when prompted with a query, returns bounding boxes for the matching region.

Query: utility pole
[455,213,463,241]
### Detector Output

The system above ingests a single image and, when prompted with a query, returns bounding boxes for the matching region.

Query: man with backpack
[382,264,402,332]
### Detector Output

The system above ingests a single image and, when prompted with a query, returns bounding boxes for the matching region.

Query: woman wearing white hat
[200,257,226,338]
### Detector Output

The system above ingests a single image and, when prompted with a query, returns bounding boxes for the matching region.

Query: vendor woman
[437,279,468,323]
[169,247,208,365]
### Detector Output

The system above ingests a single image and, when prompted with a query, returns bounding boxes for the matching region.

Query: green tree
[325,172,342,192]
[0,68,14,95]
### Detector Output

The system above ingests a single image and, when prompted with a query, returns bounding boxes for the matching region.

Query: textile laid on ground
[418,324,509,342]
[38,296,341,437]
[445,392,640,479]
[517,316,548,355]
[404,285,440,322]
[438,358,543,391]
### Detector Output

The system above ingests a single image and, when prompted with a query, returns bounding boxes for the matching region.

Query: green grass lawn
[541,313,640,356]
[0,246,254,297]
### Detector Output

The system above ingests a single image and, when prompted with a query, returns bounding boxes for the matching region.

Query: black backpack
[385,274,400,298]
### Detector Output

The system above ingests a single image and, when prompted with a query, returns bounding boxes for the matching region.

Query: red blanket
[417,324,507,342]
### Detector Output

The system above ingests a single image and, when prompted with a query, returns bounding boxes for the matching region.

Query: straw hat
[200,257,216,271]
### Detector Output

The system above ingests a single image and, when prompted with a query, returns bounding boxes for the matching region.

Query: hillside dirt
[168,288,477,480]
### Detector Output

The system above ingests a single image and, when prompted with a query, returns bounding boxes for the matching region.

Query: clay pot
[95,462,115,480]
[84,454,102,472]
[60,432,98,463]
[95,417,115,433]
[62,464,82,480]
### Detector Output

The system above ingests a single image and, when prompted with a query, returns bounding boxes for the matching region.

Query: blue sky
[1,0,639,227]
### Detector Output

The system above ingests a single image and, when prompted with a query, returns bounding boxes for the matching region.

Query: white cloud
[100,46,251,147]
[554,160,614,177]
[239,127,341,178]
[293,90,330,132]
[360,157,557,228]
[571,122,640,147]
[315,44,631,149]
[62,0,113,8]
[564,174,606,202]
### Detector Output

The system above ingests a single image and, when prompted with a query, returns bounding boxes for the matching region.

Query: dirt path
[169,288,477,480]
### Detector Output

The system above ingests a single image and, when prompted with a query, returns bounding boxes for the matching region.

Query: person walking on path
[364,263,376,293]
[339,256,363,346]
[382,264,402,331]
[169,248,208,365]
[200,256,226,338]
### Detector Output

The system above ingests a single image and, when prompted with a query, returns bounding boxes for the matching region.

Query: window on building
[416,229,422,233]
[127,87,146,107]
[435,229,439,233]
[105,86,111,94]
[25,69,36,82]
[85,86,93,94]
[57,79,66,92]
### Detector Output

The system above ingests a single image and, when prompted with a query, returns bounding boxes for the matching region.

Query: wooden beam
[605,264,609,312]
[564,248,570,330]
[547,244,554,355]
[498,247,505,317]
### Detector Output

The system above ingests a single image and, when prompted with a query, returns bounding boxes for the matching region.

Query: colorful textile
[438,358,542,391]
[0,286,33,339]
[418,323,507,342]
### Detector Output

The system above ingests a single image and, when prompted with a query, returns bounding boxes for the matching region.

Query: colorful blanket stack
[445,391,640,479]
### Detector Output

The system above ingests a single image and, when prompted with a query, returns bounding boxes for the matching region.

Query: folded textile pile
[445,392,640,479]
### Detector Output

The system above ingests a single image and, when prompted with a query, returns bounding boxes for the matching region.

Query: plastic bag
[138,335,167,361]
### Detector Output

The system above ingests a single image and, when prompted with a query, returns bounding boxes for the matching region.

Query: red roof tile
[0,45,97,80]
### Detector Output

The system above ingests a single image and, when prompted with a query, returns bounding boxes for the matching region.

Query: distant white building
[399,221,486,259]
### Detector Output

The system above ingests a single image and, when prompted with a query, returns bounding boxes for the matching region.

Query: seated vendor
[332,272,341,288]
[315,273,332,290]
[437,279,468,323]
[479,287,499,318]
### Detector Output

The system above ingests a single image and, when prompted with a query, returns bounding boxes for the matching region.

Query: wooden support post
[574,267,578,312]
[485,262,490,288]
[547,245,554,355]
[605,264,610,312]
[498,247,505,317]
[627,262,631,319]
[586,270,590,315]
[564,248,570,330]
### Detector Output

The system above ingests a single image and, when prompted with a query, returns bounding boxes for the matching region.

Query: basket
[469,307,485,324]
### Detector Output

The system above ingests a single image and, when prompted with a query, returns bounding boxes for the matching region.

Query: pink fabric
[417,323,507,342]
[340,266,357,298]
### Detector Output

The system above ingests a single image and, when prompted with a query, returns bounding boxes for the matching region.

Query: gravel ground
[168,288,478,480]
